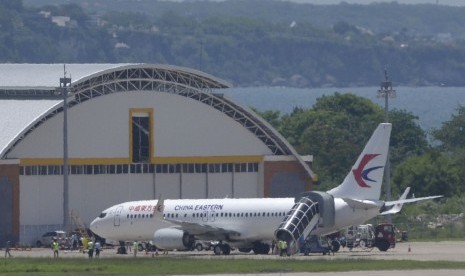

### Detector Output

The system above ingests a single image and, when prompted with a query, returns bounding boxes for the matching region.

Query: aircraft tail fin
[153,196,165,220]
[327,123,392,200]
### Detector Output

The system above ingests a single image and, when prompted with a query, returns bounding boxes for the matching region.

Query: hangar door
[270,172,306,198]
[0,176,13,245]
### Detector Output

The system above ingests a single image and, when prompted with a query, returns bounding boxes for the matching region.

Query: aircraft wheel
[331,240,341,252]
[195,243,203,251]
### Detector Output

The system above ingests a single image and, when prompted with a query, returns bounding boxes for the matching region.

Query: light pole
[60,66,71,231]
[377,69,396,223]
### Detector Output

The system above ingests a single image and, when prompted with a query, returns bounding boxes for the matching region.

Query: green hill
[1,0,463,87]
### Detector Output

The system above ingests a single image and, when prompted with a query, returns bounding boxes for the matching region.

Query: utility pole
[60,65,71,231]
[377,69,396,223]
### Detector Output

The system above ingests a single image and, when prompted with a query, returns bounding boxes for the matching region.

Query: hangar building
[0,64,316,245]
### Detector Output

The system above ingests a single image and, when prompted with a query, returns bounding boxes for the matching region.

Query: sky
[291,0,464,6]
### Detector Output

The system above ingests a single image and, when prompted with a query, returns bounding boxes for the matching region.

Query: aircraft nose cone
[90,217,100,234]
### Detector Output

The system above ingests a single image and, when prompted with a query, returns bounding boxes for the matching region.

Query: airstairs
[275,196,320,251]
[275,191,335,254]
[70,210,90,244]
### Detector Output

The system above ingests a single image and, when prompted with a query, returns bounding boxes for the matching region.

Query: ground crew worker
[81,237,88,253]
[133,241,138,257]
[94,240,101,258]
[278,240,288,256]
[52,238,59,258]
[87,240,94,258]
[4,241,12,258]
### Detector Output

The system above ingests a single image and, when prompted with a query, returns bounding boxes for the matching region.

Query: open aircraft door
[113,206,123,227]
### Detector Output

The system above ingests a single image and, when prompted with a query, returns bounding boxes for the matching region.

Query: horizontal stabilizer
[381,187,442,215]
[384,195,443,207]
[342,198,381,210]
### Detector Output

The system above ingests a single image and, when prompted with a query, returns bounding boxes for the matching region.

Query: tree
[429,106,465,196]
[256,93,429,191]
[0,0,23,11]
[265,94,380,188]
[253,109,282,130]
[432,105,465,151]
[388,109,428,166]
[391,149,461,198]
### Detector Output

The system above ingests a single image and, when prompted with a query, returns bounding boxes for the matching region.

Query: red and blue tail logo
[352,154,384,188]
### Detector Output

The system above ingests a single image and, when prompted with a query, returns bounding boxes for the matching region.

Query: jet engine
[153,228,195,250]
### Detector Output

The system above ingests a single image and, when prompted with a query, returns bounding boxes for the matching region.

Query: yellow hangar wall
[11,91,271,243]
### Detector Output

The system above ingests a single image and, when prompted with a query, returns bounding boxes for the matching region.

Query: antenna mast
[377,68,396,223]
[60,65,72,231]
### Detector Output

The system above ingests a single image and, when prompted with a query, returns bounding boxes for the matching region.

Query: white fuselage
[90,197,382,245]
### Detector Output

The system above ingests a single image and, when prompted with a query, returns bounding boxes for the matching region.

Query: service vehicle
[345,223,396,251]
[36,230,67,248]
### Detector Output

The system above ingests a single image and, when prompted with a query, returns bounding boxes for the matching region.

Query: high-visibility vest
[278,240,287,250]
[88,241,94,250]
[53,242,59,250]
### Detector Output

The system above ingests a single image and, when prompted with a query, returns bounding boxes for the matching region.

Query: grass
[1,258,465,275]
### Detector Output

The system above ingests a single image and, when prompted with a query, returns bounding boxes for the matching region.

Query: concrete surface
[3,241,465,275]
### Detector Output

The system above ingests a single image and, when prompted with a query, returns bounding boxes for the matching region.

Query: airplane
[90,123,441,255]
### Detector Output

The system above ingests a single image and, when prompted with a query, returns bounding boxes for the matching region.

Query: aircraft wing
[163,219,241,241]
[381,187,442,215]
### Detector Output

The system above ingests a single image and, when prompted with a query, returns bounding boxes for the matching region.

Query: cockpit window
[98,212,107,218]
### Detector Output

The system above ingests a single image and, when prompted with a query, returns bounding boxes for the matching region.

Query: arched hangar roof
[0,63,315,179]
